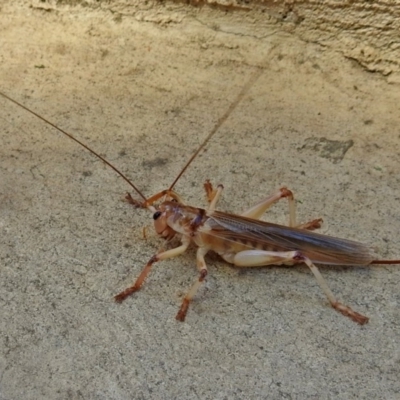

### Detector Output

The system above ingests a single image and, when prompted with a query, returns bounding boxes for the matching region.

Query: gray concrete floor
[1,3,400,399]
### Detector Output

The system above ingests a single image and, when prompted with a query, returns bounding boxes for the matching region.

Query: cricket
[1,69,399,325]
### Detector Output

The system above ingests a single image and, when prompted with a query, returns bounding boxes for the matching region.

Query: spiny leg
[176,247,209,321]
[205,182,321,230]
[240,187,322,231]
[240,187,297,226]
[230,249,368,325]
[205,181,318,229]
[114,236,190,302]
[299,255,368,325]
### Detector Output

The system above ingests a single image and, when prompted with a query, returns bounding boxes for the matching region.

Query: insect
[1,71,399,325]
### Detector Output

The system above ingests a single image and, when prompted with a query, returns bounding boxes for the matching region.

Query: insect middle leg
[229,250,368,325]
[176,247,209,321]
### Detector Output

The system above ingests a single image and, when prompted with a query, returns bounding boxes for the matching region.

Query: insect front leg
[204,179,224,212]
[241,187,322,230]
[176,247,209,322]
[204,179,216,203]
[231,250,368,325]
[114,236,191,302]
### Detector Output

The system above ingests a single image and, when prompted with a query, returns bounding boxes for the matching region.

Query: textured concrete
[1,2,400,399]
[43,0,400,77]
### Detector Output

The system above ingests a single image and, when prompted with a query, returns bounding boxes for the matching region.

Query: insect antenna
[168,66,264,191]
[0,91,147,202]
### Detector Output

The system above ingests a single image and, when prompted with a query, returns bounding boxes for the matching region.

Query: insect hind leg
[204,182,321,229]
[298,254,369,325]
[241,187,322,230]
[231,249,368,325]
[295,218,323,231]
[241,187,297,226]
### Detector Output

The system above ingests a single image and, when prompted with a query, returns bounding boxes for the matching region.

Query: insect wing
[206,211,374,266]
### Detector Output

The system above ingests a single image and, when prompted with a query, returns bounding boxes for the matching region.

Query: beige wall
[30,0,400,80]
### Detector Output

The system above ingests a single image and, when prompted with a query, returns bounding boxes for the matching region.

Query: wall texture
[29,0,400,80]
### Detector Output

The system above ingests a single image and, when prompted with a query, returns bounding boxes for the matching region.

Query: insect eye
[153,211,162,220]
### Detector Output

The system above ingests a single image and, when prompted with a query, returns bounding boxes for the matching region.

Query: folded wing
[206,211,373,266]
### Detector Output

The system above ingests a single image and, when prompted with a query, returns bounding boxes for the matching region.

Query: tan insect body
[1,72,399,325]
[120,186,380,324]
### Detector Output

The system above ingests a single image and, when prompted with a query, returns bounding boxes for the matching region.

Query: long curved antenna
[168,66,264,191]
[0,91,147,202]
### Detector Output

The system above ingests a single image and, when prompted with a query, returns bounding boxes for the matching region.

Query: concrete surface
[94,0,400,78]
[1,2,400,399]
